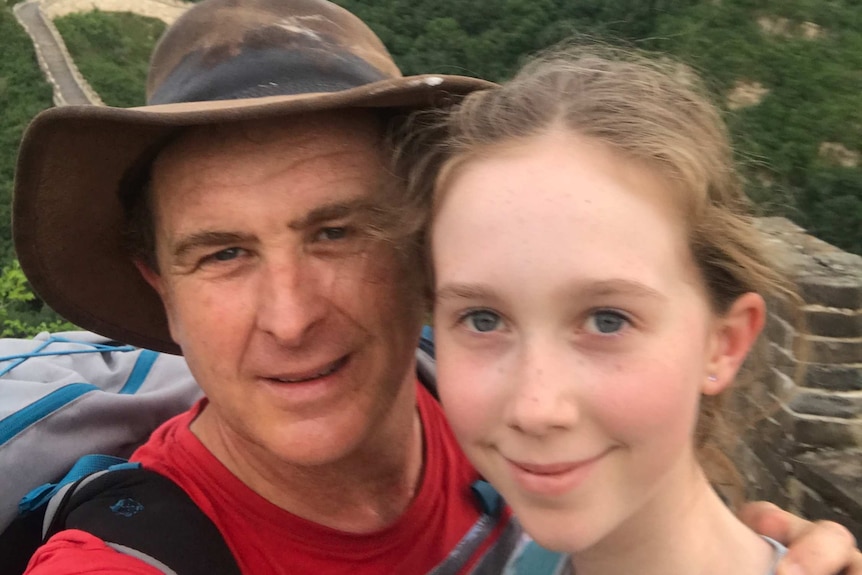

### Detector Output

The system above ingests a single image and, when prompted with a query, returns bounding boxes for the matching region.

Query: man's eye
[462,310,502,333]
[203,247,243,264]
[316,227,347,241]
[585,310,629,335]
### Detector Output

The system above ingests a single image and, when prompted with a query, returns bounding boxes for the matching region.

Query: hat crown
[147,0,402,104]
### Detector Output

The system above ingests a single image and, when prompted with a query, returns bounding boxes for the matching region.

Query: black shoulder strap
[0,503,46,574]
[416,347,438,400]
[46,468,241,575]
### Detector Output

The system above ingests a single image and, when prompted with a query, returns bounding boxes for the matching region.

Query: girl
[399,46,801,575]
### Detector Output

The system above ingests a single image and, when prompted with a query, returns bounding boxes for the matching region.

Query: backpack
[0,331,204,572]
[0,329,564,574]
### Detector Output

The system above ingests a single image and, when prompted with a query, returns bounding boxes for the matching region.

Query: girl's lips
[506,449,611,497]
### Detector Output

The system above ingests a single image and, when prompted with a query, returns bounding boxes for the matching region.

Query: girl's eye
[462,310,502,333]
[585,310,629,335]
[316,227,347,241]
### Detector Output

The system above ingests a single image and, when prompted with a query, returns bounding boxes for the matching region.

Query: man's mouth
[269,355,349,384]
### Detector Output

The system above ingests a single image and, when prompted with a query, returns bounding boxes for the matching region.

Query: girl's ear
[703,292,767,395]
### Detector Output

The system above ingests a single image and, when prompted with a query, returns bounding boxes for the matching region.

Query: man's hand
[740,501,861,575]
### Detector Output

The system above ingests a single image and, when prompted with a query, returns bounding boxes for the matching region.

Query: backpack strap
[416,327,438,400]
[44,467,241,575]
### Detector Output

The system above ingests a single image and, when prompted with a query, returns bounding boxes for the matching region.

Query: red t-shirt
[26,382,509,574]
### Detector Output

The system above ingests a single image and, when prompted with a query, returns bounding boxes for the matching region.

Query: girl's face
[432,130,725,553]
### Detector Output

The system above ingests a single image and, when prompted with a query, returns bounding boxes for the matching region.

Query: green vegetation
[53,10,165,107]
[0,260,74,336]
[0,3,52,263]
[333,0,862,254]
[0,3,68,336]
[651,1,862,254]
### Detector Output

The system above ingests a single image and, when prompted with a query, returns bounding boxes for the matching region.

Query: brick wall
[737,217,861,540]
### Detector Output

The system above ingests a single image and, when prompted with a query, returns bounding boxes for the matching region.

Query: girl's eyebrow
[435,279,667,303]
[577,279,667,302]
[435,283,498,303]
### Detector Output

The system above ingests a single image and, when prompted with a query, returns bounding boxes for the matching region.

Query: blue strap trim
[0,337,54,377]
[419,325,435,357]
[120,350,159,394]
[0,383,99,447]
[471,479,503,516]
[36,335,135,353]
[0,335,135,378]
[19,456,141,514]
[0,348,137,364]
[512,541,568,575]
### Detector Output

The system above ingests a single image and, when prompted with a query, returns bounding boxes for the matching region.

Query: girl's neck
[571,462,776,575]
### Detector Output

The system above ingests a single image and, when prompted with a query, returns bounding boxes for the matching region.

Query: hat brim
[14,74,493,354]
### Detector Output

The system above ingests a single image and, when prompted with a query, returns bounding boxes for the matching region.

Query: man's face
[142,111,424,468]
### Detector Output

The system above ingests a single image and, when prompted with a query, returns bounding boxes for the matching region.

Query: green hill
[334,0,862,254]
[0,2,52,263]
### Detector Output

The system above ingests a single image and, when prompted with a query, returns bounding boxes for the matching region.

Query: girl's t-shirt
[505,536,788,575]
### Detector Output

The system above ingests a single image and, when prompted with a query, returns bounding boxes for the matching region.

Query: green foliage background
[0,0,859,337]
[333,0,862,254]
[0,2,76,335]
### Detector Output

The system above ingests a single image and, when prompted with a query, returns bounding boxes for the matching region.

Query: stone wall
[41,0,191,24]
[738,217,861,541]
[13,1,102,105]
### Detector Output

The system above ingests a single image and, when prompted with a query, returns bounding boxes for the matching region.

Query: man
[12,0,860,573]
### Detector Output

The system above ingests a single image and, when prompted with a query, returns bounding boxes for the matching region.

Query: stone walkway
[41,0,191,25]
[14,1,97,105]
[14,0,193,106]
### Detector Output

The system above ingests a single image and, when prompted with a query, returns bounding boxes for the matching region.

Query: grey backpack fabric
[0,331,202,531]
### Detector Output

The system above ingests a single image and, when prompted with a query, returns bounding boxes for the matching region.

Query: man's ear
[703,292,767,396]
[135,260,165,298]
[135,259,180,344]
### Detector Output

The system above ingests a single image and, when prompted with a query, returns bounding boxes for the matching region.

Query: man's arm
[741,501,861,575]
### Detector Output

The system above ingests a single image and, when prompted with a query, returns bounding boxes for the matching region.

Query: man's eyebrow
[172,231,253,260]
[287,198,371,230]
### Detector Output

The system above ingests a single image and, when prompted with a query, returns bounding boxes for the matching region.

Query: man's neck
[571,461,776,575]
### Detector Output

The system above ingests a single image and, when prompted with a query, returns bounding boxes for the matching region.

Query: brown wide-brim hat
[13,0,494,355]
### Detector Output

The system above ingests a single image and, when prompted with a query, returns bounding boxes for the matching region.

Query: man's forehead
[154,108,385,172]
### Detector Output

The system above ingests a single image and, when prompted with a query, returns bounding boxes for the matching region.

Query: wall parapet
[742,217,861,541]
[40,0,192,24]
[13,0,103,106]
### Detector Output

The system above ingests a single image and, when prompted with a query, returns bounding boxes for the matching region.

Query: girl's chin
[517,514,606,555]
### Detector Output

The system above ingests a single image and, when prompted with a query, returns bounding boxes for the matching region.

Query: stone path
[14,1,97,105]
[14,0,193,107]
[41,0,191,25]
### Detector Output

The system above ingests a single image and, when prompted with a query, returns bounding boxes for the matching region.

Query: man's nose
[505,345,581,437]
[255,256,328,346]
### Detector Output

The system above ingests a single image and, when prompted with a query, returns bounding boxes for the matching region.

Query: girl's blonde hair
[391,43,802,504]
